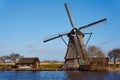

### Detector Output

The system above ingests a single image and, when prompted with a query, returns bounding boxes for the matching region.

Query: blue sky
[0,0,120,61]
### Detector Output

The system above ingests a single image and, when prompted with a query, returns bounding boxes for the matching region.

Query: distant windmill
[43,3,107,69]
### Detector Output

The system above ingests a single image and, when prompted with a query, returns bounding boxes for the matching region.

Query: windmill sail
[64,3,75,28]
[79,18,107,30]
[43,31,70,42]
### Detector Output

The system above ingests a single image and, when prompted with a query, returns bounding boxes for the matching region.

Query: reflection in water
[0,71,120,80]
[66,71,120,80]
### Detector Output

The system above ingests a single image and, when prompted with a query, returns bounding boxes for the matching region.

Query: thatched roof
[16,57,40,64]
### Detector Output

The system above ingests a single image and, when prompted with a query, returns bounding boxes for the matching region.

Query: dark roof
[16,57,40,64]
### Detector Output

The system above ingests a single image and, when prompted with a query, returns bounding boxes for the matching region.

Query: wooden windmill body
[43,3,107,70]
[64,29,88,69]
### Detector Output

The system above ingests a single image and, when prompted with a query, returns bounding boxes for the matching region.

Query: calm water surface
[0,71,120,80]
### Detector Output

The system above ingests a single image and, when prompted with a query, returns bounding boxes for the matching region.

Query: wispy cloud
[98,39,115,46]
[36,47,45,51]
[25,43,46,53]
[0,48,12,52]
[25,43,35,49]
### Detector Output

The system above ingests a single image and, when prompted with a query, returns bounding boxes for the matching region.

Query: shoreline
[1,68,120,72]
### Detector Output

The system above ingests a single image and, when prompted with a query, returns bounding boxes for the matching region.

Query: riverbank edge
[1,68,120,72]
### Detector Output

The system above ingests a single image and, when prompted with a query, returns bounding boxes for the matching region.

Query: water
[0,71,120,80]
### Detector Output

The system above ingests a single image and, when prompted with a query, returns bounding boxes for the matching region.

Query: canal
[0,71,120,80]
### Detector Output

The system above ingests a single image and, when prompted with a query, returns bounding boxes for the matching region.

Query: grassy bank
[0,62,64,71]
[0,65,16,70]
[40,63,64,70]
[2,62,118,71]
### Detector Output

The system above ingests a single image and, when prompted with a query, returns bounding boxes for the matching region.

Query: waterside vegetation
[0,46,120,71]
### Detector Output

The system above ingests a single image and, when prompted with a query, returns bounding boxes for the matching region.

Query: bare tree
[9,53,23,62]
[87,45,106,66]
[0,55,10,64]
[87,45,105,58]
[0,53,23,63]
[108,48,120,68]
[0,56,6,63]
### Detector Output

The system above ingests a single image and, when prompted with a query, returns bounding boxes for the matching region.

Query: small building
[16,57,40,70]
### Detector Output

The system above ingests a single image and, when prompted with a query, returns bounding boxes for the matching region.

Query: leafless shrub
[108,48,120,68]
[87,45,107,66]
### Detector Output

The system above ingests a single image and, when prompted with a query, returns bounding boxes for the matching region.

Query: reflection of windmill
[43,3,107,69]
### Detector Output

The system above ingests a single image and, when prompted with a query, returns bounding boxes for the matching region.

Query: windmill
[43,3,107,70]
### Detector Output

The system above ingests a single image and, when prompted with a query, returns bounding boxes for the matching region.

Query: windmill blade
[78,18,107,30]
[43,31,70,42]
[64,3,75,28]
